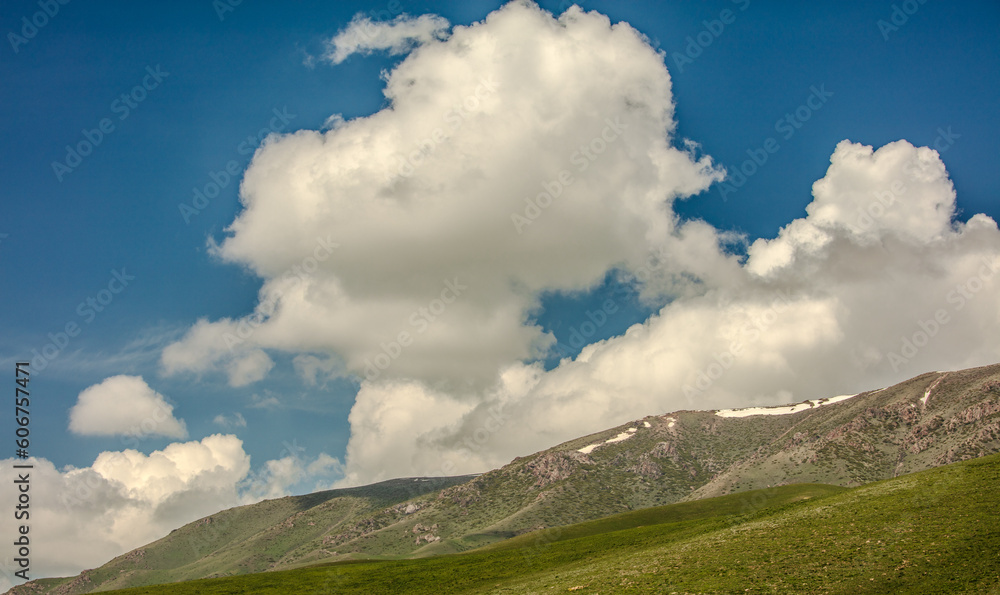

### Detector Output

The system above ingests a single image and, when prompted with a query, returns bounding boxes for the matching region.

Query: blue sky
[1,0,999,582]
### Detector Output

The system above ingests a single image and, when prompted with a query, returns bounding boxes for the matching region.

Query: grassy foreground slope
[101,453,1000,595]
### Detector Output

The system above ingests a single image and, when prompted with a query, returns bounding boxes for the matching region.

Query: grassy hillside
[17,476,474,595]
[96,452,1000,594]
[12,363,1000,594]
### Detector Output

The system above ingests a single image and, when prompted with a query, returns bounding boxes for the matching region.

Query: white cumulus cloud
[334,137,1000,485]
[162,1,724,393]
[161,318,275,388]
[0,436,343,586]
[158,1,999,489]
[68,375,187,439]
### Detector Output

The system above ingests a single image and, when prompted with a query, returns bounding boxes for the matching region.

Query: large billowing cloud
[160,0,1000,488]
[336,138,1000,486]
[69,375,188,439]
[162,1,724,392]
[0,437,341,586]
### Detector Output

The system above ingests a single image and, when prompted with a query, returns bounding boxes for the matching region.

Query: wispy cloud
[325,13,450,64]
[213,412,247,429]
[248,392,282,410]
[0,323,184,379]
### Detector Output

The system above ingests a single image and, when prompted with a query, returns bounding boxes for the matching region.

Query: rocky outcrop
[628,457,662,479]
[437,478,483,507]
[524,452,589,488]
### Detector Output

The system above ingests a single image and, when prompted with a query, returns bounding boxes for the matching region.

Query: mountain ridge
[9,362,1000,594]
[35,453,1000,594]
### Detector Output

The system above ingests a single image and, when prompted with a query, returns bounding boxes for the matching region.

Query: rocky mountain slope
[10,362,1000,594]
[64,452,1000,594]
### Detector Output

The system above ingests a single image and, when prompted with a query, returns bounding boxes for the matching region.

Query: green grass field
[100,452,1000,594]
